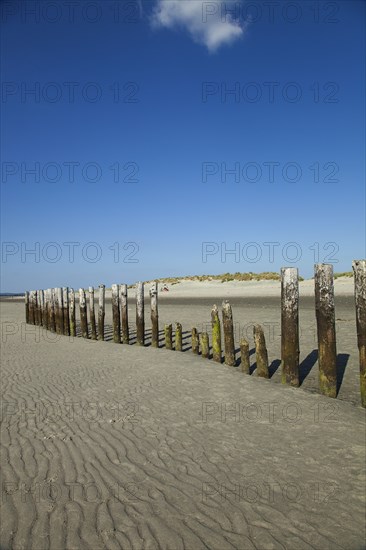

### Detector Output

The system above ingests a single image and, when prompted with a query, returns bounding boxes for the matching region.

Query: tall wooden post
[120,284,129,344]
[62,287,70,336]
[192,328,199,354]
[25,291,30,323]
[240,338,250,374]
[50,288,56,332]
[165,324,172,350]
[211,304,222,363]
[175,322,182,351]
[69,288,76,337]
[200,332,210,359]
[136,282,144,346]
[79,288,89,339]
[222,301,236,366]
[352,260,366,407]
[56,288,64,335]
[35,290,40,326]
[98,284,105,341]
[150,282,159,348]
[28,290,35,325]
[281,267,299,386]
[112,284,121,343]
[88,287,97,340]
[42,290,48,330]
[253,324,269,378]
[315,264,337,398]
[39,290,44,326]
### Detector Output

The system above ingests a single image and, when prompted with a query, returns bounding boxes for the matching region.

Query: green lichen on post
[240,338,250,374]
[192,327,199,354]
[222,300,236,366]
[253,324,269,378]
[175,322,182,351]
[200,332,210,359]
[211,304,222,363]
[165,324,172,350]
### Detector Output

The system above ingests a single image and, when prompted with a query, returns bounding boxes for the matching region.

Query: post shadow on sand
[336,353,350,395]
[299,349,318,385]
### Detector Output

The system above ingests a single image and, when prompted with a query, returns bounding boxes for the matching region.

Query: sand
[1,279,365,549]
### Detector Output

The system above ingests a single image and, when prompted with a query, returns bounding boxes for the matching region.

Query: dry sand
[1,279,365,549]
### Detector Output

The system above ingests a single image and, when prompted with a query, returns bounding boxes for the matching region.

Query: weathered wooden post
[119,284,129,344]
[281,267,299,386]
[165,324,172,350]
[352,260,366,407]
[41,290,46,328]
[56,288,64,335]
[175,322,182,351]
[25,291,30,323]
[39,290,44,326]
[240,337,250,374]
[28,290,35,325]
[136,282,144,346]
[211,304,222,363]
[69,288,76,337]
[200,332,210,359]
[192,327,199,354]
[112,284,121,343]
[35,290,40,326]
[253,324,269,378]
[62,287,70,336]
[98,284,105,341]
[49,288,56,332]
[88,287,97,340]
[315,264,337,398]
[150,282,159,348]
[79,288,89,339]
[222,300,236,366]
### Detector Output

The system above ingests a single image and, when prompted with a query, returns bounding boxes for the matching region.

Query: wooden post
[39,290,47,329]
[120,284,129,344]
[281,267,299,386]
[175,322,182,351]
[165,324,172,350]
[222,300,236,366]
[200,332,210,359]
[39,290,44,326]
[55,288,64,335]
[150,282,159,348]
[253,324,269,378]
[69,288,76,337]
[352,260,366,407]
[136,282,144,346]
[98,284,105,341]
[112,284,121,343]
[315,264,337,398]
[35,290,40,326]
[211,304,222,363]
[88,287,97,340]
[49,288,56,332]
[240,338,250,374]
[25,291,30,323]
[79,288,89,338]
[62,287,70,336]
[192,327,199,355]
[28,290,35,325]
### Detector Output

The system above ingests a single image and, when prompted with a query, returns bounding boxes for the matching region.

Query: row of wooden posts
[25,262,366,407]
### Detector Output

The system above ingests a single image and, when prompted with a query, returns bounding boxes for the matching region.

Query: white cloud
[151,0,248,52]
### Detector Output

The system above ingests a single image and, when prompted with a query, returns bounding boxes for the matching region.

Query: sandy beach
[1,278,365,549]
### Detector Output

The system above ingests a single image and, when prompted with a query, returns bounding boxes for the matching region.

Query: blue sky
[1,0,365,291]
